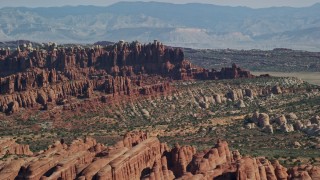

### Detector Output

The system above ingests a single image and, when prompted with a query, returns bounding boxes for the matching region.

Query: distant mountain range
[0,2,320,50]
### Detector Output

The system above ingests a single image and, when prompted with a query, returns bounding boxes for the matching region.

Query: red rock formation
[273,160,289,180]
[97,137,164,180]
[169,143,196,177]
[122,131,148,148]
[0,159,25,180]
[0,41,255,82]
[236,157,262,180]
[0,70,171,114]
[235,157,290,180]
[187,140,233,178]
[288,165,320,180]
[80,147,129,179]
[220,63,254,79]
[0,132,319,180]
[0,138,33,157]
[0,41,259,115]
[15,138,103,180]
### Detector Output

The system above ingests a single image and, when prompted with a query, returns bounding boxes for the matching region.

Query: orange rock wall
[1,132,318,180]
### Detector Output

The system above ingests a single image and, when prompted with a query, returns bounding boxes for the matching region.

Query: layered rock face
[184,140,234,179]
[0,132,318,180]
[0,41,184,77]
[0,131,174,180]
[0,41,254,80]
[0,138,33,158]
[0,41,256,115]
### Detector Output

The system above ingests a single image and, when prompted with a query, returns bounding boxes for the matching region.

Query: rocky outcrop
[275,115,287,125]
[236,157,289,180]
[211,63,255,80]
[0,159,26,180]
[0,138,33,158]
[247,112,295,134]
[19,137,101,180]
[122,131,148,148]
[0,42,227,82]
[187,140,233,178]
[0,72,172,114]
[236,100,246,108]
[146,158,175,180]
[236,157,265,180]
[288,165,320,179]
[247,111,320,136]
[272,85,282,94]
[96,137,168,180]
[227,89,243,101]
[0,41,258,115]
[280,123,294,132]
[0,132,319,180]
[214,94,222,104]
[258,113,270,128]
[80,147,129,180]
[0,78,96,113]
[286,113,298,120]
[246,111,320,136]
[245,89,256,98]
[170,144,197,177]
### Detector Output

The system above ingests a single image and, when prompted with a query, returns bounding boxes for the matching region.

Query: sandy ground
[253,71,320,85]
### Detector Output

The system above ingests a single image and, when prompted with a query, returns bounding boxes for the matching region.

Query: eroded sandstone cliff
[0,131,318,180]
[0,41,256,115]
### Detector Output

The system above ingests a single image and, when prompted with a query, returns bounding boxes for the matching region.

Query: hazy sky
[1,0,320,8]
